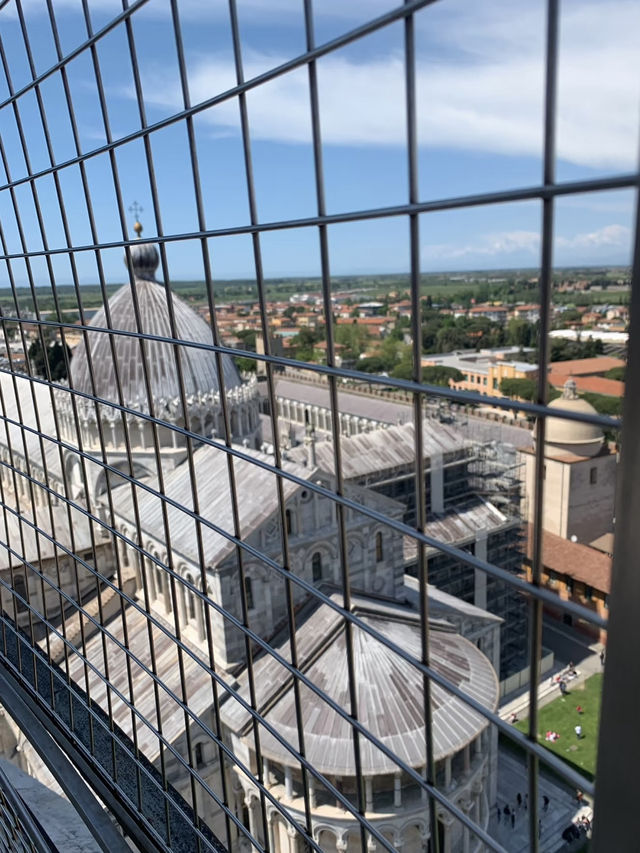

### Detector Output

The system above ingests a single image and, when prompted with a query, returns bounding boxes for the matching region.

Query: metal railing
[0,0,636,851]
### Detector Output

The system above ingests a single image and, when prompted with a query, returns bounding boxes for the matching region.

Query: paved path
[488,750,592,852]
[499,630,604,723]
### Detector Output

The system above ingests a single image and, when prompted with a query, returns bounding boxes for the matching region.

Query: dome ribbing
[71,262,241,409]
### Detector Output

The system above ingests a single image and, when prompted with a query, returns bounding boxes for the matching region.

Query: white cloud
[422,224,631,266]
[556,224,631,250]
[423,231,541,262]
[128,0,640,171]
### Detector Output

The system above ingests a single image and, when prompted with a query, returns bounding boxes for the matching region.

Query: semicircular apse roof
[222,599,499,776]
[70,279,242,409]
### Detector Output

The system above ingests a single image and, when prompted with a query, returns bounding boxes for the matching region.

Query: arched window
[375,532,383,562]
[185,573,196,621]
[312,552,322,582]
[244,576,254,610]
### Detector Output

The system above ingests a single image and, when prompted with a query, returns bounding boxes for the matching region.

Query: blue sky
[0,0,638,285]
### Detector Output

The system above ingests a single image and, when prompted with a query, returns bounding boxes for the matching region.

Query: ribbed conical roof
[71,254,241,409]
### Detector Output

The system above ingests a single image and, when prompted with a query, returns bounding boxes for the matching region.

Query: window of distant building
[493,378,498,390]
[482,377,487,385]
[585,585,593,601]
[590,467,598,484]
[285,509,293,535]
[244,577,254,610]
[195,742,205,768]
[312,552,322,582]
[376,532,384,562]
[565,575,574,595]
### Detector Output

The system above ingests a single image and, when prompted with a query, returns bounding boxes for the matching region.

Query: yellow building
[422,346,538,398]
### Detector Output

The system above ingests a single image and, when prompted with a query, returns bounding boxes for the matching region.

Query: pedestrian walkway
[499,642,604,724]
[487,749,592,852]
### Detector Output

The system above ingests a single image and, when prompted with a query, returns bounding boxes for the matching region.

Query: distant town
[1,266,628,422]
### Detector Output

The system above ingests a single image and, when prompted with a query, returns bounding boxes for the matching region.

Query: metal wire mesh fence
[0,0,636,851]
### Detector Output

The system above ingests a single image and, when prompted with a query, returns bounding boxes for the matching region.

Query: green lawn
[516,673,603,780]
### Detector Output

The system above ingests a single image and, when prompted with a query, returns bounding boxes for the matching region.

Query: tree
[334,324,371,362]
[234,356,256,373]
[499,377,537,401]
[506,317,536,348]
[581,392,622,417]
[235,329,257,351]
[28,338,70,380]
[500,377,560,402]
[290,327,322,362]
[421,366,464,386]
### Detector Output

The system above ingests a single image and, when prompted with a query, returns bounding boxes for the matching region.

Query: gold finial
[129,201,144,238]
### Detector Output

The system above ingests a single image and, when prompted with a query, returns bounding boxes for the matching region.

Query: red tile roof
[548,356,624,376]
[548,372,624,398]
[526,525,611,593]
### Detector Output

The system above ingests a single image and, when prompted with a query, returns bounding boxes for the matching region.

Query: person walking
[575,724,583,739]
[504,804,511,824]
[600,649,605,666]
[524,793,528,811]
[511,812,515,829]
[496,805,501,823]
[543,795,550,813]
[517,792,522,809]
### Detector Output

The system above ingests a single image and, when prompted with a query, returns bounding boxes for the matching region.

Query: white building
[0,241,501,853]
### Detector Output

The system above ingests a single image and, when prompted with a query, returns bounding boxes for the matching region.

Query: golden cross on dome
[129,201,144,237]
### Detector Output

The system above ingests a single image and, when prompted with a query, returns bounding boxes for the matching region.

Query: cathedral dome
[543,377,604,457]
[70,244,242,410]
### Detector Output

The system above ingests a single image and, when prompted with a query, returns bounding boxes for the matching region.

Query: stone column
[462,825,469,853]
[267,812,276,853]
[162,568,172,614]
[284,766,293,801]
[474,734,482,758]
[244,794,258,840]
[394,772,401,808]
[365,777,373,813]
[196,592,205,640]
[287,823,298,853]
[177,583,187,627]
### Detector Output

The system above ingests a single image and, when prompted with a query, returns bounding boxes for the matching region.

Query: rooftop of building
[272,378,414,426]
[403,498,513,564]
[70,240,241,409]
[547,356,625,376]
[548,371,624,398]
[422,349,538,376]
[525,525,612,594]
[286,419,471,480]
[221,593,498,775]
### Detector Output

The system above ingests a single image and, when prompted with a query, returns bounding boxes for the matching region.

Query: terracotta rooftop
[548,372,624,398]
[526,525,612,593]
[548,356,624,376]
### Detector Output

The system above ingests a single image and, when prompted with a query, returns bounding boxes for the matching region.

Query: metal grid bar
[0,1,635,852]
